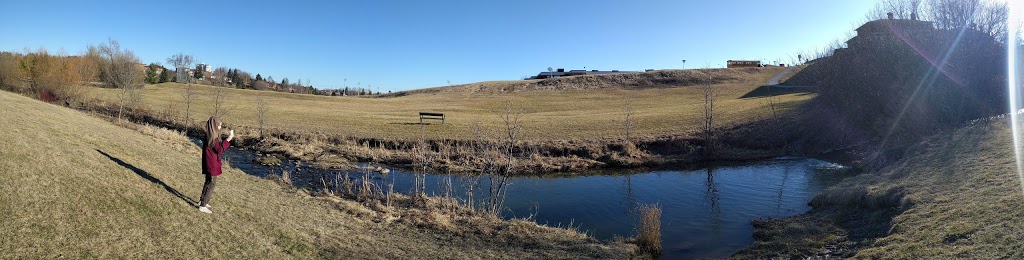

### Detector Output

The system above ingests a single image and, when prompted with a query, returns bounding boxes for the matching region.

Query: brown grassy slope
[0,90,633,259]
[392,68,771,94]
[90,67,801,142]
[736,119,1024,258]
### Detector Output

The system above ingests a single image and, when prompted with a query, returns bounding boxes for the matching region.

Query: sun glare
[1008,0,1024,198]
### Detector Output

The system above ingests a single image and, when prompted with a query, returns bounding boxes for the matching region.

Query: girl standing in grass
[199,116,234,214]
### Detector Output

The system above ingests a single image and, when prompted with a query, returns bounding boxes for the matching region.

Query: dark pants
[200,174,217,207]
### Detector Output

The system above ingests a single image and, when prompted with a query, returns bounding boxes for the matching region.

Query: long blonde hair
[204,116,222,150]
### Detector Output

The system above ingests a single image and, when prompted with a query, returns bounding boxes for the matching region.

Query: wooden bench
[419,112,445,124]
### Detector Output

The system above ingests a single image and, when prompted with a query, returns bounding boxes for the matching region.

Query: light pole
[682,59,687,70]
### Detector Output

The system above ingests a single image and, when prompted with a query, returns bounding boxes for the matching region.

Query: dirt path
[766,66,797,86]
[766,66,816,90]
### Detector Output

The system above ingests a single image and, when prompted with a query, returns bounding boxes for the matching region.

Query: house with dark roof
[834,12,934,56]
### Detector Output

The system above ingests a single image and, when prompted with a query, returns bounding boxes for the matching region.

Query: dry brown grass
[88,67,805,142]
[0,90,635,259]
[80,67,810,174]
[636,204,662,256]
[396,68,772,94]
[738,119,1024,258]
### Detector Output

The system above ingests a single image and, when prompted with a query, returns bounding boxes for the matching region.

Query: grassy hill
[391,68,773,95]
[732,20,1020,258]
[0,90,634,258]
[90,67,797,142]
[81,67,808,173]
[737,118,1024,258]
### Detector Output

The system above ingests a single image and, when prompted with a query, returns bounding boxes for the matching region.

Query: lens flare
[1009,0,1024,198]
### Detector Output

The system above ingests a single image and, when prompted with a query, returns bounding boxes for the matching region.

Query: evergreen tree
[255,73,263,82]
[145,70,159,84]
[159,69,171,83]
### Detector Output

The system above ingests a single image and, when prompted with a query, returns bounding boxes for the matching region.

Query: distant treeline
[0,42,381,100]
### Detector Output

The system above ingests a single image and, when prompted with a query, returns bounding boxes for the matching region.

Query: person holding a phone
[199,116,234,214]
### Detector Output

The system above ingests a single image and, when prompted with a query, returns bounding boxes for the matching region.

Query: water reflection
[213,142,850,259]
[774,163,792,216]
[705,166,724,243]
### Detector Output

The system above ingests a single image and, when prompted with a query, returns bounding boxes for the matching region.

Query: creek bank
[216,140,853,259]
[86,102,818,177]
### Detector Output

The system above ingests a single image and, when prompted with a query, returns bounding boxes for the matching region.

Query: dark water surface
[214,142,849,259]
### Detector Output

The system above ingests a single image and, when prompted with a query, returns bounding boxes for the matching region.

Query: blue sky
[0,0,876,91]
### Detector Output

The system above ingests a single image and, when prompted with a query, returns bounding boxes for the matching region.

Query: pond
[217,143,850,259]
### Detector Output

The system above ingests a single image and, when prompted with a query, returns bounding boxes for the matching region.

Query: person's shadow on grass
[97,149,197,207]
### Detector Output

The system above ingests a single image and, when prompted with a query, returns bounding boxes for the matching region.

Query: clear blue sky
[0,0,876,91]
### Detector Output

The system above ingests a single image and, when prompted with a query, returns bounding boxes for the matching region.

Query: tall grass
[636,203,663,256]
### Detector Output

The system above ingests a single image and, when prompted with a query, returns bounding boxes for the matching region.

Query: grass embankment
[735,119,1024,258]
[95,68,792,141]
[0,90,635,258]
[88,67,812,174]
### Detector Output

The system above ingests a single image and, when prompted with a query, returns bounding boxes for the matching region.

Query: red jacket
[202,140,230,176]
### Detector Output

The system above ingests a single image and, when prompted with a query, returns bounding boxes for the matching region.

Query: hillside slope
[91,67,795,142]
[392,68,777,95]
[0,90,633,258]
[737,118,1024,258]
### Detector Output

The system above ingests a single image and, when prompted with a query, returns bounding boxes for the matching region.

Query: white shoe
[199,206,213,214]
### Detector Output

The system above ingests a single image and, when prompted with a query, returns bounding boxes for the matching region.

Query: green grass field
[90,68,810,142]
[0,90,634,258]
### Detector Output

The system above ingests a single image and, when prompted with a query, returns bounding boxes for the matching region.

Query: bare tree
[867,0,1008,40]
[623,96,636,143]
[25,49,84,105]
[211,86,231,118]
[866,0,923,20]
[412,110,432,200]
[166,53,193,84]
[763,87,780,121]
[923,0,981,30]
[0,52,21,91]
[167,53,195,125]
[255,94,269,138]
[161,101,177,123]
[212,67,228,87]
[253,80,271,91]
[181,84,197,126]
[77,46,101,84]
[700,76,720,157]
[97,39,144,120]
[486,99,525,216]
[236,71,252,87]
[61,55,95,106]
[970,1,1009,40]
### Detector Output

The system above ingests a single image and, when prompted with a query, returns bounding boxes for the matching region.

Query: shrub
[636,203,662,256]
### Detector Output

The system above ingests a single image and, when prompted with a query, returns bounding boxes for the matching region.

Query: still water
[218,144,848,259]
